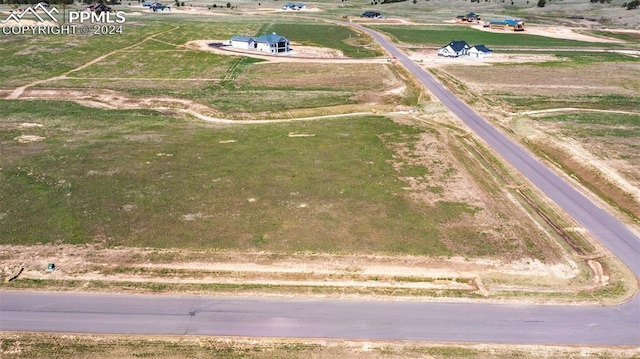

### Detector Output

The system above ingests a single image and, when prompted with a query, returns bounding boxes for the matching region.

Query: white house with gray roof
[468,45,492,58]
[437,40,492,59]
[229,33,290,54]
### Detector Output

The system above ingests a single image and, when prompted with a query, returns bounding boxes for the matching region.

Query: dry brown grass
[239,63,401,91]
[2,333,639,359]
[441,63,639,97]
[431,54,640,236]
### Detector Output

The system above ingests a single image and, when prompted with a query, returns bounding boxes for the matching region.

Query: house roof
[362,11,381,17]
[470,44,492,53]
[231,35,254,42]
[231,33,289,45]
[445,40,470,52]
[490,19,522,26]
[283,2,304,7]
[467,12,479,17]
[254,33,289,44]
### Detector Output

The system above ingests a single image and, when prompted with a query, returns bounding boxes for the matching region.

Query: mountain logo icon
[1,4,59,23]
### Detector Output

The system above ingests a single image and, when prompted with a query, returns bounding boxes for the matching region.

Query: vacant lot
[443,61,639,100]
[432,51,640,225]
[2,333,639,359]
[0,99,557,259]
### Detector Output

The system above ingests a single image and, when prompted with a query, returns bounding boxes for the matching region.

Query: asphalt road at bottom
[1,291,639,345]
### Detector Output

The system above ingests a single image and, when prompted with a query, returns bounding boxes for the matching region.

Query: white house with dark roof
[230,33,290,54]
[437,40,470,58]
[437,41,492,59]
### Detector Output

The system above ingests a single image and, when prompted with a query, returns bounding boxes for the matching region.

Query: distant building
[230,33,290,54]
[85,3,112,13]
[437,40,470,58]
[282,2,305,10]
[361,11,381,19]
[489,19,525,31]
[455,12,481,23]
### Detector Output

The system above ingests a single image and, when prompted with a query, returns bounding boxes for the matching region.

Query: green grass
[500,94,640,113]
[261,22,384,58]
[538,51,640,65]
[39,79,360,116]
[136,18,384,58]
[5,16,397,117]
[0,22,172,87]
[70,49,239,79]
[0,100,539,258]
[151,18,264,45]
[370,25,618,48]
[536,112,640,138]
[587,30,640,44]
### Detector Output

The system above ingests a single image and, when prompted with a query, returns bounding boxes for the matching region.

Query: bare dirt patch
[439,62,639,97]
[519,129,640,223]
[4,333,640,359]
[406,47,564,68]
[14,135,46,143]
[185,40,390,63]
[18,122,43,129]
[1,244,626,304]
[14,88,221,117]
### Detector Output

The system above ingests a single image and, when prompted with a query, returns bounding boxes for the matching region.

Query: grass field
[0,22,171,87]
[260,22,383,58]
[370,25,617,48]
[537,112,640,138]
[439,58,639,111]
[1,2,639,354]
[530,112,640,220]
[0,15,395,118]
[0,99,554,259]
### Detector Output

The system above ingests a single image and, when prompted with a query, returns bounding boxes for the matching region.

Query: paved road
[1,25,639,345]
[1,291,639,345]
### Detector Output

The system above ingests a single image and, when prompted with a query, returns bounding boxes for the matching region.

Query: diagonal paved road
[1,25,639,345]
[348,23,640,277]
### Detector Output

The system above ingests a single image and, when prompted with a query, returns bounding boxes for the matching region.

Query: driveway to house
[1,23,640,346]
